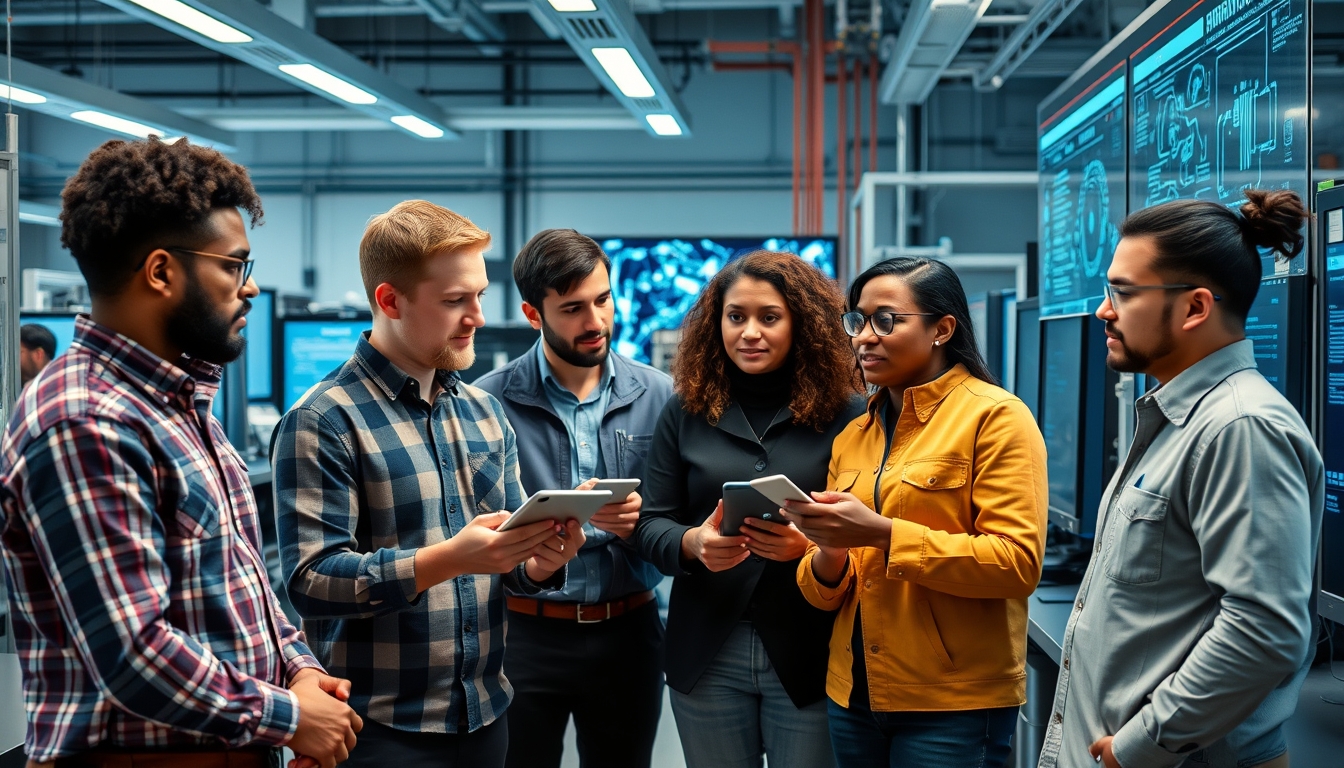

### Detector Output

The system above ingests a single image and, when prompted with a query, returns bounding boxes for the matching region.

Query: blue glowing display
[20,314,78,359]
[244,290,274,402]
[600,237,837,364]
[281,319,370,409]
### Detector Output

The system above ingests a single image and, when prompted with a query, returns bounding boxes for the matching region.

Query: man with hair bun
[1039,189,1323,768]
[0,138,362,768]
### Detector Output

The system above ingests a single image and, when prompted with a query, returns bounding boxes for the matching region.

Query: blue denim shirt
[537,342,614,489]
[475,341,672,604]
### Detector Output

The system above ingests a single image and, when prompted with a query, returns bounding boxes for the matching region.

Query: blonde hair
[359,200,491,306]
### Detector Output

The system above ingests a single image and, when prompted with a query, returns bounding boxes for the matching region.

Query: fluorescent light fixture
[591,48,655,98]
[70,110,163,138]
[127,0,252,43]
[278,63,378,105]
[19,212,61,227]
[0,84,47,104]
[548,0,598,10]
[390,115,446,138]
[645,114,682,136]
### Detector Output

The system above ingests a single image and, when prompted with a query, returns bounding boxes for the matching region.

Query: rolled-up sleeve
[1111,415,1316,768]
[273,406,420,619]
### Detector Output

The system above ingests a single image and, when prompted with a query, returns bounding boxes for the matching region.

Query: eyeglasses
[1102,282,1222,308]
[841,310,938,337]
[145,247,255,289]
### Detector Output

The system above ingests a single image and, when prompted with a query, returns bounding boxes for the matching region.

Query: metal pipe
[852,59,861,193]
[792,41,803,234]
[810,0,825,233]
[837,57,847,254]
[868,55,877,173]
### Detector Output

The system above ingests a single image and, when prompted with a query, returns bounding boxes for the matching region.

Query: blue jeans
[827,699,1016,768]
[669,621,835,768]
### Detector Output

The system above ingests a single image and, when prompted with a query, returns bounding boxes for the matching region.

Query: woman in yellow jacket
[783,256,1047,768]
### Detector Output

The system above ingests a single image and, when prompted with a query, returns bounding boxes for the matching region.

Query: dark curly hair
[60,137,263,296]
[671,251,862,431]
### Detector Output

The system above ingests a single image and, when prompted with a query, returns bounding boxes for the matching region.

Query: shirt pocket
[468,450,508,514]
[171,480,222,540]
[1104,486,1170,585]
[832,469,861,493]
[615,431,654,478]
[897,457,970,527]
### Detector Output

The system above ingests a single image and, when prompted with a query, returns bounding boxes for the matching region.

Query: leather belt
[507,589,656,623]
[41,747,278,768]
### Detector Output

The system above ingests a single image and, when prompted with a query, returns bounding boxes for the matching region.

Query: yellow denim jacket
[797,364,1047,712]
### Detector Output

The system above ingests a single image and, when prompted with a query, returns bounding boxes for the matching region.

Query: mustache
[1106,323,1123,342]
[575,328,611,343]
[233,300,252,324]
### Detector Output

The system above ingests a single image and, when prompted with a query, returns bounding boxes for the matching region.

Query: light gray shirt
[1038,340,1323,768]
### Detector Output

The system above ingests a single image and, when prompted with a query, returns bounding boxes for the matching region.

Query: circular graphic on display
[1073,159,1117,278]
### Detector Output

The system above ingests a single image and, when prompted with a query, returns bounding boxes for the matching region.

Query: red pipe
[792,41,803,234]
[711,61,793,73]
[811,0,825,234]
[868,55,878,173]
[836,57,847,257]
[852,59,862,194]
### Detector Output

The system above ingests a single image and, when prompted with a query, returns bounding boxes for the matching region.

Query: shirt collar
[71,314,220,411]
[536,341,613,403]
[1148,339,1257,427]
[354,332,461,402]
[863,363,971,427]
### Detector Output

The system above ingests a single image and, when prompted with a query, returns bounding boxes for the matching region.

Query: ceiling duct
[878,0,993,105]
[973,0,1090,90]
[529,0,692,137]
[93,0,457,139]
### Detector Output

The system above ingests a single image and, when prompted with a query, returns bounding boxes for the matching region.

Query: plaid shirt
[0,316,322,762]
[271,334,556,735]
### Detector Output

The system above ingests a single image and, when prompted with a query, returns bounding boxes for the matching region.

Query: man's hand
[780,492,893,551]
[578,478,641,539]
[1089,736,1121,768]
[287,670,354,768]
[679,502,751,572]
[740,516,810,561]
[524,519,588,581]
[415,512,561,592]
[289,672,363,768]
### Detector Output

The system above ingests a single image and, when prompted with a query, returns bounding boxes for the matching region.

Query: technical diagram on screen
[1038,64,1127,317]
[599,237,836,364]
[1129,0,1308,277]
[1317,184,1344,624]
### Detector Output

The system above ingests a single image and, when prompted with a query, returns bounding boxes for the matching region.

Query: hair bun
[1238,188,1307,259]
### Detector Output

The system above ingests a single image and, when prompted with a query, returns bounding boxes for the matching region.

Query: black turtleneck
[728,361,794,437]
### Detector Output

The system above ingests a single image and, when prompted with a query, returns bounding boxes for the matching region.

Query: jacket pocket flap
[833,469,861,492]
[900,458,969,490]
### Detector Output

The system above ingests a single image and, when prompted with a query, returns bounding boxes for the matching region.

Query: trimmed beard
[165,269,249,365]
[433,336,476,372]
[1105,303,1175,373]
[542,318,611,368]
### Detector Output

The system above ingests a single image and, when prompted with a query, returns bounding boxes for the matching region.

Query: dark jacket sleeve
[634,397,698,576]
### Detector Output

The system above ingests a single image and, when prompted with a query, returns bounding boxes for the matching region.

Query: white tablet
[749,474,812,508]
[496,489,613,531]
[591,478,641,500]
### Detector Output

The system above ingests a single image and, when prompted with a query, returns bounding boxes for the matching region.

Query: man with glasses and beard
[0,138,362,768]
[272,202,585,768]
[474,229,672,768]
[1038,190,1322,768]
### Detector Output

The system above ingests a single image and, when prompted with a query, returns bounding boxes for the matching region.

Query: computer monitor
[1013,298,1041,420]
[461,325,543,384]
[1317,184,1344,624]
[244,289,275,404]
[1241,276,1306,413]
[1000,291,1018,390]
[597,236,838,365]
[1038,315,1112,536]
[19,312,79,359]
[280,317,372,410]
[967,292,1007,387]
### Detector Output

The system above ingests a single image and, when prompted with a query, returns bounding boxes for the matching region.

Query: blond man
[272,200,585,768]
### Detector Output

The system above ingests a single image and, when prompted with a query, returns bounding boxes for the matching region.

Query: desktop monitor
[1318,184,1344,624]
[597,236,837,365]
[19,312,79,360]
[1038,314,1113,536]
[244,289,276,404]
[280,317,372,410]
[1013,298,1041,420]
[1001,291,1018,390]
[968,292,1007,387]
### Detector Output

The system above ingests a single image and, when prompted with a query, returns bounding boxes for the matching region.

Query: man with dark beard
[473,229,672,768]
[0,138,362,768]
[1038,189,1321,768]
[271,202,585,768]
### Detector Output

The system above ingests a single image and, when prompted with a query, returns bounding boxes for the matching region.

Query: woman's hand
[780,491,893,551]
[809,545,850,585]
[741,516,811,562]
[680,501,751,572]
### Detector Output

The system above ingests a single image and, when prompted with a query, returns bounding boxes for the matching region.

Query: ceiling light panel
[530,0,691,137]
[126,0,252,43]
[3,57,236,149]
[94,0,456,139]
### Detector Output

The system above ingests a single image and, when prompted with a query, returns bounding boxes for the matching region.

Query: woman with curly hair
[634,250,864,768]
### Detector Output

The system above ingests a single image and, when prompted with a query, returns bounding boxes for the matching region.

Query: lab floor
[560,686,686,768]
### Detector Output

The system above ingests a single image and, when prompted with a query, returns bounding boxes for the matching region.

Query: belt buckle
[577,602,611,623]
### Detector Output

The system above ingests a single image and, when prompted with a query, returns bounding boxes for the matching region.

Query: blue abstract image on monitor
[1038,64,1127,317]
[1040,317,1084,522]
[244,291,274,402]
[599,237,837,364]
[282,320,370,409]
[20,314,78,359]
[1128,0,1308,277]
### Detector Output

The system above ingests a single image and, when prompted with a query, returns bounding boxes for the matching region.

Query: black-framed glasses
[841,310,938,337]
[1102,282,1222,308]
[135,246,255,289]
